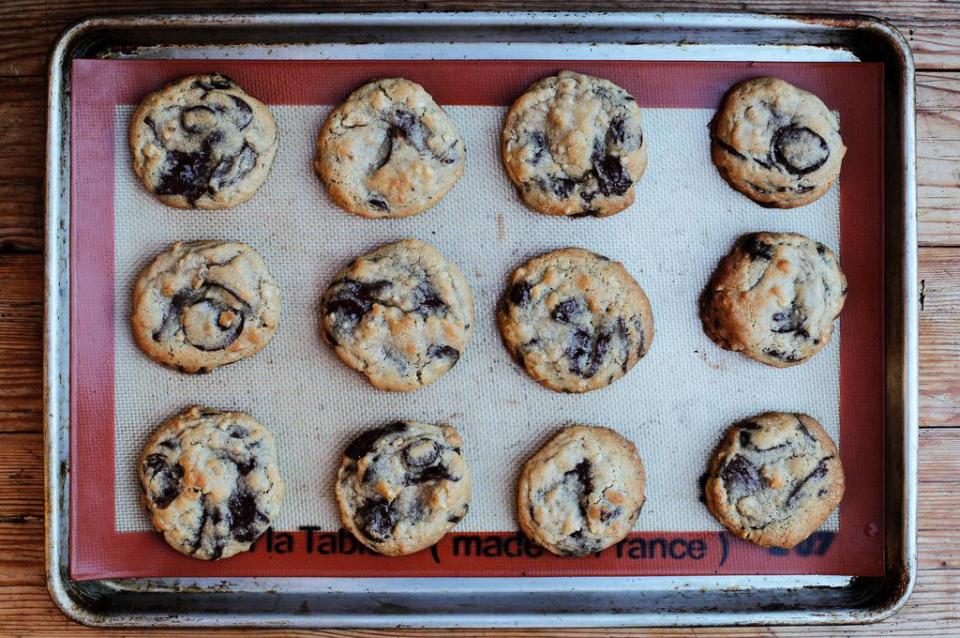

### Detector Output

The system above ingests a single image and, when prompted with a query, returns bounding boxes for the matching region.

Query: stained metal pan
[44,12,917,627]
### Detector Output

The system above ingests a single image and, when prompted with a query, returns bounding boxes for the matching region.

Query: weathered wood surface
[1,1,958,635]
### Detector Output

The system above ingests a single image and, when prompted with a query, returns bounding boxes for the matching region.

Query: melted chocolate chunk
[737,422,762,448]
[227,424,249,439]
[712,136,747,161]
[144,454,184,509]
[413,282,448,317]
[551,298,585,324]
[235,457,257,476]
[192,498,209,554]
[355,497,399,541]
[771,301,806,334]
[391,110,426,151]
[402,438,441,467]
[795,416,817,442]
[720,455,761,494]
[325,279,391,326]
[529,131,546,163]
[155,148,213,204]
[617,318,631,372]
[743,236,774,260]
[406,463,456,485]
[763,348,800,363]
[228,489,266,543]
[549,176,577,199]
[427,344,459,365]
[211,142,258,189]
[229,96,253,130]
[592,148,632,197]
[344,422,408,460]
[193,75,234,92]
[578,191,599,206]
[144,116,161,140]
[772,126,829,176]
[564,459,594,518]
[153,284,249,352]
[599,506,622,522]
[786,456,833,507]
[508,281,532,307]
[606,117,626,145]
[566,329,612,378]
[367,196,390,211]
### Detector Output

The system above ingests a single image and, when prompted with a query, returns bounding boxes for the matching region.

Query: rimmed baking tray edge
[43,11,917,628]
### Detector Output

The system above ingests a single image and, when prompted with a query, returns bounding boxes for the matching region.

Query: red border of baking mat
[69,59,885,580]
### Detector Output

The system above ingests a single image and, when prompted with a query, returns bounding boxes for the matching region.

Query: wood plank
[0,0,959,80]
[0,253,42,433]
[916,72,960,246]
[919,248,960,426]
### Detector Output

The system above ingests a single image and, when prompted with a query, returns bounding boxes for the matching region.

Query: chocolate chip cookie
[501,71,648,217]
[139,406,285,560]
[129,73,278,209]
[700,232,846,367]
[517,425,646,556]
[131,240,281,374]
[335,421,471,556]
[321,239,475,392]
[497,248,654,393]
[711,76,846,208]
[315,78,466,219]
[704,412,845,548]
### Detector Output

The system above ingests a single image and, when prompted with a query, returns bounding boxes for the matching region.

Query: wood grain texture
[0,0,958,75]
[1,0,959,635]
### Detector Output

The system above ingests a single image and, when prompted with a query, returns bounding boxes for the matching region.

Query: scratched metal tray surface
[44,12,917,628]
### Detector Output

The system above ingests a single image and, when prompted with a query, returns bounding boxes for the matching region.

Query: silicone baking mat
[69,59,885,580]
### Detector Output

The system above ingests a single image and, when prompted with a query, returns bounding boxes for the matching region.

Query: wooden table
[2,1,958,635]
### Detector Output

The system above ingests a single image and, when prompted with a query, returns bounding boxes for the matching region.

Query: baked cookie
[321,239,475,392]
[501,71,647,217]
[131,240,281,374]
[315,78,465,219]
[139,406,285,560]
[704,412,844,548]
[129,73,278,209]
[497,248,654,393]
[711,76,846,208]
[517,425,646,556]
[700,232,846,367]
[335,421,471,556]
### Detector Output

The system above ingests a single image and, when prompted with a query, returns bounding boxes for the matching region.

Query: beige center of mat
[113,104,841,534]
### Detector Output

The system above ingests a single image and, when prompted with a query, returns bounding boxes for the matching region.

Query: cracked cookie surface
[704,412,844,548]
[131,240,281,374]
[711,76,845,208]
[497,248,654,393]
[321,239,475,392]
[517,425,646,556]
[501,71,647,217]
[336,420,471,556]
[700,232,846,368]
[129,73,278,209]
[139,406,285,560]
[315,78,466,219]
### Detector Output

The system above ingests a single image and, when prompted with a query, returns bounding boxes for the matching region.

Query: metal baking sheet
[44,12,918,627]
